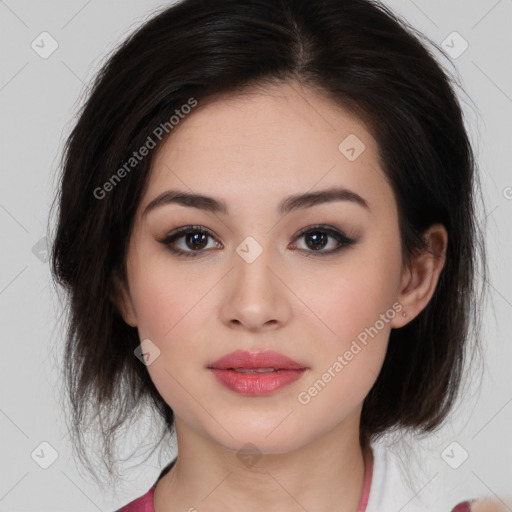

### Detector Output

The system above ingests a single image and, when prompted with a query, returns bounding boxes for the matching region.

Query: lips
[207,350,306,371]
[207,350,308,396]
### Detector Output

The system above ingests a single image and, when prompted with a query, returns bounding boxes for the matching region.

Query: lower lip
[209,368,306,395]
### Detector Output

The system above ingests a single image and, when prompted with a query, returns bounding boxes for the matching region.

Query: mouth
[207,350,308,395]
[227,368,284,373]
[207,349,307,371]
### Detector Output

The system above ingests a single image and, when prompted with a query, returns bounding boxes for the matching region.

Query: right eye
[158,225,222,258]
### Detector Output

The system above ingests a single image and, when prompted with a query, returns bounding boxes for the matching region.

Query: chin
[209,426,307,457]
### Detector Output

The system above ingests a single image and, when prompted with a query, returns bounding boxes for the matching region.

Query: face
[115,82,409,455]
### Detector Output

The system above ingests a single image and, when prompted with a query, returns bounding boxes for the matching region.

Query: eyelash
[157,224,358,259]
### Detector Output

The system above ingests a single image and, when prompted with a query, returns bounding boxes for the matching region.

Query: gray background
[0,0,511,510]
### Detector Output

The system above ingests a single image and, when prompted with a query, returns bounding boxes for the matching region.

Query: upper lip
[207,350,307,370]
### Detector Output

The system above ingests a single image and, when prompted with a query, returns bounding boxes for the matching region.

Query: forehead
[142,82,393,217]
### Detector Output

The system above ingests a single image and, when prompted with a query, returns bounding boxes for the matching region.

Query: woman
[50,0,505,510]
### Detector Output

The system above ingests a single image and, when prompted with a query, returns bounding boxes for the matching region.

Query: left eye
[290,225,357,255]
[158,224,357,258]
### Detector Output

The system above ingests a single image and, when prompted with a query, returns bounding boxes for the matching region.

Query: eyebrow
[143,186,370,217]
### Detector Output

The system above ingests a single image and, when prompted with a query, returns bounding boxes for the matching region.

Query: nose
[219,243,292,332]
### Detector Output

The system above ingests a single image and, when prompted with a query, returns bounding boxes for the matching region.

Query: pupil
[306,232,326,250]
[187,232,207,250]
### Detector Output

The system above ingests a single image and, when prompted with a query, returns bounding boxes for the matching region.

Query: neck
[154,415,370,512]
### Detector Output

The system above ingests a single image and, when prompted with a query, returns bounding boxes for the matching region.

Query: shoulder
[114,458,176,512]
[114,484,155,512]
[365,443,470,512]
[365,442,429,512]
[364,443,512,511]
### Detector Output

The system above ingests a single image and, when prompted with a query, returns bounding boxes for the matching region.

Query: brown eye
[292,225,358,256]
[158,225,221,257]
[304,231,329,250]
[183,231,209,250]
[158,224,358,259]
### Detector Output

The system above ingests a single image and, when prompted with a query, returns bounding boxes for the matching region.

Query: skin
[113,81,448,512]
[471,499,512,512]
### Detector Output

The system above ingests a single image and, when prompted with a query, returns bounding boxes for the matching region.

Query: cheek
[294,274,393,417]
[296,254,400,345]
[314,278,392,375]
[133,280,180,338]
[128,255,213,376]
[291,243,401,393]
[127,248,199,338]
[129,264,208,414]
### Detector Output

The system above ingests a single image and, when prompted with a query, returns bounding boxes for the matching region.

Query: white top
[366,442,430,511]
[366,442,472,512]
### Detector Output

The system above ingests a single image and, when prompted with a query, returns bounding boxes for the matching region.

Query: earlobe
[110,271,138,327]
[391,224,448,329]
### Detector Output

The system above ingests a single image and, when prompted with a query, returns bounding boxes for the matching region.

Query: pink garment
[116,449,374,512]
[115,485,155,512]
[450,502,471,512]
[358,446,373,511]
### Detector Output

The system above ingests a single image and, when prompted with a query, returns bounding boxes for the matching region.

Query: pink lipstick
[207,350,308,396]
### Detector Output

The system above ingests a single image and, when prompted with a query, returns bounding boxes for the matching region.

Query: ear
[110,270,138,327]
[390,223,448,329]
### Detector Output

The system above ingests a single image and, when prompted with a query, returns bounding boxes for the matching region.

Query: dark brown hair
[49,0,488,489]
